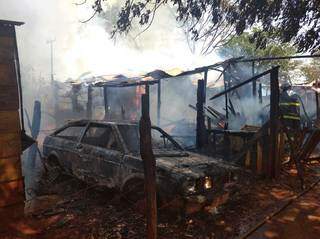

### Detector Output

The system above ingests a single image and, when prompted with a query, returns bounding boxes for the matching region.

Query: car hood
[155,152,238,180]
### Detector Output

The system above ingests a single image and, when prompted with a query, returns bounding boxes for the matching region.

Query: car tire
[122,179,164,213]
[122,179,145,204]
[44,155,64,182]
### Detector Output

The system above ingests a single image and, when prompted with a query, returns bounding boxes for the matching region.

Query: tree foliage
[91,0,320,53]
[220,31,298,73]
[299,55,320,84]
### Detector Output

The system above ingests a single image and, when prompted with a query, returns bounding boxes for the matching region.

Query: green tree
[89,0,320,53]
[299,56,320,84]
[220,32,298,74]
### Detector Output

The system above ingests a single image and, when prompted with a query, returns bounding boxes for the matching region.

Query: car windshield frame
[117,124,184,154]
[53,122,88,142]
[79,122,124,152]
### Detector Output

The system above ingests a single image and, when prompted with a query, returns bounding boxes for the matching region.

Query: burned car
[43,120,242,213]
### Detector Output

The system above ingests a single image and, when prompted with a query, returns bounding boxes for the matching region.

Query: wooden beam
[87,86,93,119]
[196,80,206,148]
[103,86,109,119]
[316,80,320,119]
[223,71,229,127]
[238,54,320,63]
[157,80,161,126]
[259,82,263,104]
[269,66,280,178]
[252,61,257,97]
[139,94,157,239]
[203,70,208,103]
[210,67,278,100]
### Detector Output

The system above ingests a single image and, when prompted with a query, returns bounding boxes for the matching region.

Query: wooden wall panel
[0,37,14,63]
[0,63,16,86]
[0,111,20,133]
[0,133,21,158]
[0,179,24,207]
[0,23,24,208]
[0,156,21,182]
[0,86,19,111]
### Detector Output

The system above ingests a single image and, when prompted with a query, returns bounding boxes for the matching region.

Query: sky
[0,0,221,81]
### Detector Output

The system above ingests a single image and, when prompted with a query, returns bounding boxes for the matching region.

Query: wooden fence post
[140,93,157,239]
[269,66,280,178]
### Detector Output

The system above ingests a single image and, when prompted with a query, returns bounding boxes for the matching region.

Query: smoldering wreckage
[1,20,320,239]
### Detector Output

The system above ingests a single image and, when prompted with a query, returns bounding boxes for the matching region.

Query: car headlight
[204,176,213,190]
[184,180,196,193]
[187,185,196,193]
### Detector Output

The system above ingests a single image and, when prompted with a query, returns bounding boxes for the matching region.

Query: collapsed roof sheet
[68,68,196,88]
[66,57,242,88]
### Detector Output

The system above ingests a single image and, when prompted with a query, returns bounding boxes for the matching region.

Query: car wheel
[45,155,64,182]
[122,179,145,204]
[122,179,164,214]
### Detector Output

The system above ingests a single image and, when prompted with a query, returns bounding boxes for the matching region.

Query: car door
[53,122,88,172]
[74,123,124,188]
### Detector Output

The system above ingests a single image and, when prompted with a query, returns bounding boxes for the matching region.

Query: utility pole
[47,39,55,82]
[47,39,58,125]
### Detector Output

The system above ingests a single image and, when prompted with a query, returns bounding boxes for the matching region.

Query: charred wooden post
[139,93,157,239]
[145,82,150,96]
[196,79,206,149]
[103,86,109,119]
[207,116,212,131]
[223,71,229,129]
[259,82,263,104]
[269,66,280,178]
[71,85,79,112]
[86,85,93,119]
[252,61,257,97]
[316,80,320,119]
[316,91,320,120]
[157,80,161,126]
[203,70,208,103]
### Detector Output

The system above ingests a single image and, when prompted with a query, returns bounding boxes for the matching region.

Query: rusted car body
[43,120,241,213]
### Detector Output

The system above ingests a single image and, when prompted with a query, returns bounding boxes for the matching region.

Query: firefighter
[279,82,301,131]
[279,82,304,188]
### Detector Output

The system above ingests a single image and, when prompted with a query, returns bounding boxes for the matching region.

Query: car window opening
[117,125,183,154]
[55,126,85,141]
[82,125,120,151]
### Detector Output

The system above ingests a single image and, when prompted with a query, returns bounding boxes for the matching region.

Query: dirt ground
[1,161,319,239]
[248,181,320,239]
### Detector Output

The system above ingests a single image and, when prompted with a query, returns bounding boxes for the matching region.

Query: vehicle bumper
[184,183,236,214]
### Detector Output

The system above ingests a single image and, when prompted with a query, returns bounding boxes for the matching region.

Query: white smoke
[0,0,221,81]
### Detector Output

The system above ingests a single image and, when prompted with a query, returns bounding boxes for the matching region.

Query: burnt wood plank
[0,111,20,133]
[0,133,21,158]
[0,85,19,110]
[140,93,157,239]
[0,156,22,182]
[0,36,15,62]
[0,62,16,86]
[0,178,24,207]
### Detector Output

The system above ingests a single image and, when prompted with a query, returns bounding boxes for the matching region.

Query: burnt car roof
[63,119,139,127]
[51,119,140,136]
